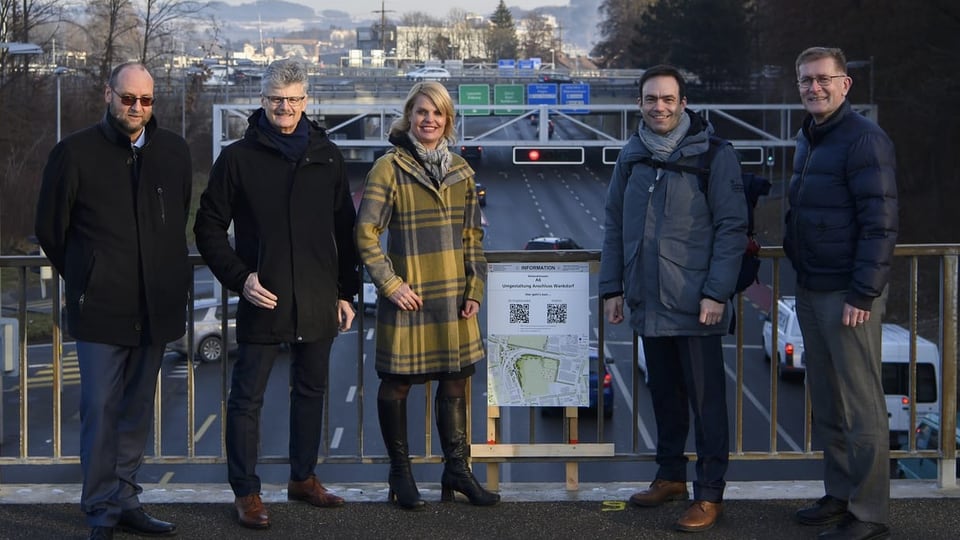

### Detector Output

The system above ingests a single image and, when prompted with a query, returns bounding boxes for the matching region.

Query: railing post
[938,252,958,489]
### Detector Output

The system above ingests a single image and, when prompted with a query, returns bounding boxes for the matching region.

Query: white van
[778,313,941,446]
[880,324,941,447]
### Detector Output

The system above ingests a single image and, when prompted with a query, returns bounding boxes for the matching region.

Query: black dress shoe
[118,507,177,537]
[796,495,848,526]
[88,527,114,540]
[817,514,890,540]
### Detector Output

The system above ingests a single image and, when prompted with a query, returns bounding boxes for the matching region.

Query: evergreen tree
[486,0,518,61]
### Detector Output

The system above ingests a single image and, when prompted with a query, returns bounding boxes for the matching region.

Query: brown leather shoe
[235,493,269,529]
[629,479,689,507]
[288,475,345,508]
[674,500,722,532]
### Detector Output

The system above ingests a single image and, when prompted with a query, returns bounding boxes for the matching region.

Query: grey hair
[260,59,309,94]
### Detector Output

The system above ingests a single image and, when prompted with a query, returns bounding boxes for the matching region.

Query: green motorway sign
[493,84,524,116]
[459,84,490,116]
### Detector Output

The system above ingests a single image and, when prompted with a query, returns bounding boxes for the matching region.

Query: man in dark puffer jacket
[785,46,898,540]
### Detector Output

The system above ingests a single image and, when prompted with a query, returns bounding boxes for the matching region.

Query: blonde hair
[390,81,457,144]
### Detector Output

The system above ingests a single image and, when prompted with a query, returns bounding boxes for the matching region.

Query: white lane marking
[365,328,374,340]
[345,385,357,403]
[722,362,802,452]
[600,335,791,450]
[331,427,344,449]
[195,414,217,443]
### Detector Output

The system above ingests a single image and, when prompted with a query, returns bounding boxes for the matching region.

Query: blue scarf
[258,112,309,162]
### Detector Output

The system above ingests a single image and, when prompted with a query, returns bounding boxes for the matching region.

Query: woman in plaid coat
[355,81,498,510]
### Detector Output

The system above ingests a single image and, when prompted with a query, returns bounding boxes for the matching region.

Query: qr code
[509,303,530,324]
[547,303,568,324]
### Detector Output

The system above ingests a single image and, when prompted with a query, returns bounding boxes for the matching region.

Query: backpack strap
[635,135,728,189]
[696,135,730,192]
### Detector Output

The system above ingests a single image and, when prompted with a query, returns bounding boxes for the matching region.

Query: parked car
[475,182,487,207]
[542,348,614,418]
[524,236,582,250]
[895,412,960,479]
[168,296,238,363]
[404,67,450,81]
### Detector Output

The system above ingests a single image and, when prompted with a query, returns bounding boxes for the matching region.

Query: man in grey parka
[599,64,748,534]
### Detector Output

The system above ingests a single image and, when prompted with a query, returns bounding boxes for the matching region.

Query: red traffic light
[512,146,584,165]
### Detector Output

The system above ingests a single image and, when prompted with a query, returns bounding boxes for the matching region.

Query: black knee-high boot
[436,396,500,506]
[377,399,425,510]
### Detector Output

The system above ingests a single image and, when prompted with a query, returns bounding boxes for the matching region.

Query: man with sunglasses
[785,47,897,540]
[194,58,359,530]
[36,62,192,540]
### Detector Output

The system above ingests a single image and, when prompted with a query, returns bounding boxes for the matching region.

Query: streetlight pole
[550,48,555,70]
[55,66,67,142]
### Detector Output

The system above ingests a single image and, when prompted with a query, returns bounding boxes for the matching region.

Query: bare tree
[591,0,651,67]
[137,0,208,66]
[520,11,553,61]
[399,12,441,62]
[77,0,141,87]
[0,0,60,80]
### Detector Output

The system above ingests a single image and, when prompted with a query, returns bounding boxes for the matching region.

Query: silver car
[168,296,238,362]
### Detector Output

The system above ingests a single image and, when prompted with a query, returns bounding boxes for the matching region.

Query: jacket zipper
[156,186,166,224]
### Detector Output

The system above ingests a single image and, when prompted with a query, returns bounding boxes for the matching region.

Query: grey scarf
[409,130,452,184]
[637,112,691,161]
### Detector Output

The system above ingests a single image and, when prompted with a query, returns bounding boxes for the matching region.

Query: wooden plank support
[470,443,615,458]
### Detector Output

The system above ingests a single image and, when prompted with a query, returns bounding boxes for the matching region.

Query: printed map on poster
[486,262,589,407]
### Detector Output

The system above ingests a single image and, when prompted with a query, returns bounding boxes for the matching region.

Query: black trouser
[643,335,729,502]
[76,340,166,527]
[226,339,333,497]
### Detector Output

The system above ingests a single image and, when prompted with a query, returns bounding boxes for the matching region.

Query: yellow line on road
[158,472,175,485]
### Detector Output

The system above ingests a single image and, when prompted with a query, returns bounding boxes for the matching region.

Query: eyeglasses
[263,95,306,106]
[110,87,154,107]
[797,75,847,89]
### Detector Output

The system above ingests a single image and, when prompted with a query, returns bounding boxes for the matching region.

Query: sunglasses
[110,87,154,107]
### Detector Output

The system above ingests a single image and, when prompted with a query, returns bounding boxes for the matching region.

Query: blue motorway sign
[518,59,538,71]
[527,83,558,105]
[559,83,590,114]
[498,59,516,71]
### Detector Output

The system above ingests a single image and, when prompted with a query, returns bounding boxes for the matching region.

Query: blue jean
[796,286,889,524]
[642,335,728,502]
[226,339,333,497]
[75,340,166,527]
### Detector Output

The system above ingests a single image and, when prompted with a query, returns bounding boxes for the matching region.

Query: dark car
[460,143,482,161]
[537,72,574,83]
[542,348,614,418]
[524,236,582,250]
[475,182,486,207]
[537,119,555,139]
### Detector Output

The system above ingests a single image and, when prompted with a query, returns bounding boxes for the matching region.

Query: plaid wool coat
[355,139,486,376]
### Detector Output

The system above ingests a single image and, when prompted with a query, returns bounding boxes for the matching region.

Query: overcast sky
[222,0,565,19]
